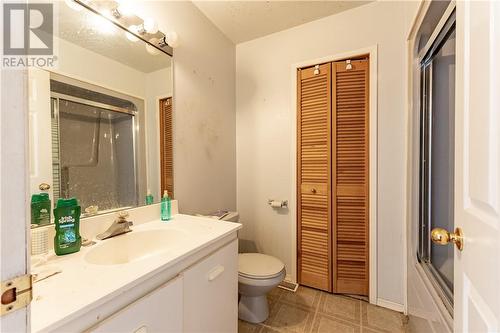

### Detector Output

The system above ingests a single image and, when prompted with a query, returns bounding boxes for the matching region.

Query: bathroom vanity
[31,211,241,332]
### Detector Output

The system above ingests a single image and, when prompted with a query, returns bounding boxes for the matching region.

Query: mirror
[29,1,173,226]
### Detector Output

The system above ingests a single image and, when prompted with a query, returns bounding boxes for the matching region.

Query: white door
[454,1,500,331]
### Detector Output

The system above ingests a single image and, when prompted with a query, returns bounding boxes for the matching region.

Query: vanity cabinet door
[183,239,238,333]
[89,276,183,333]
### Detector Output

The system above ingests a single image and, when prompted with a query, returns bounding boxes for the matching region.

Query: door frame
[0,69,31,330]
[290,46,379,305]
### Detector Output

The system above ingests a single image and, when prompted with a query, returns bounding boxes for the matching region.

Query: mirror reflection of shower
[50,79,138,215]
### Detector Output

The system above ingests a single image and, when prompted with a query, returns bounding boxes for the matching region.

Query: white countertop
[31,214,241,332]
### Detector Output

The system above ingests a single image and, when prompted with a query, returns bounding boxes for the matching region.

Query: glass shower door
[51,94,138,213]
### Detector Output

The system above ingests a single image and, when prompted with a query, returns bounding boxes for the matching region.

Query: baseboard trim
[377,298,404,313]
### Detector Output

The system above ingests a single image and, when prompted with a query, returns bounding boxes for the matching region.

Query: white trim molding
[377,299,405,313]
[289,45,378,305]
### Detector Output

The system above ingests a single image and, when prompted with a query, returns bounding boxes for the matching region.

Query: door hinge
[1,274,33,316]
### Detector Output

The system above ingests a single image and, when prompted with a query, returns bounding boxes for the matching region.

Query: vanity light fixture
[135,20,158,35]
[126,25,139,42]
[143,18,159,34]
[146,38,161,56]
[159,32,180,48]
[91,12,115,34]
[111,8,121,19]
[74,0,173,55]
[117,1,134,17]
[111,2,134,19]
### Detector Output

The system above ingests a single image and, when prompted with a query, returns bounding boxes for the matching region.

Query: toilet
[203,211,286,323]
[238,253,285,323]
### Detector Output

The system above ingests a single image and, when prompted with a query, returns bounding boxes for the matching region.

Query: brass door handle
[431,227,464,251]
[39,183,50,191]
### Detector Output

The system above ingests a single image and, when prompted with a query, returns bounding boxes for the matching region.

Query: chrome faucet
[96,211,133,240]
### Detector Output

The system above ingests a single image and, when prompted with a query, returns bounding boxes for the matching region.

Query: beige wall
[141,1,237,214]
[145,67,173,201]
[235,1,419,305]
[55,38,146,98]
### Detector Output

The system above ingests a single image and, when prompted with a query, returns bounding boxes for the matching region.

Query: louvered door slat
[333,59,369,296]
[297,63,332,292]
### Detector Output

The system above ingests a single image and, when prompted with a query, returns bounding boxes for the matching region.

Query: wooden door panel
[300,229,330,290]
[333,59,369,296]
[297,63,332,292]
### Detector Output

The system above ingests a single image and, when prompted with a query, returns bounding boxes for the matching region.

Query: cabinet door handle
[207,265,225,281]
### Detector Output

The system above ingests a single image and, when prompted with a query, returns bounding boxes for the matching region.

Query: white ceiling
[192,1,372,44]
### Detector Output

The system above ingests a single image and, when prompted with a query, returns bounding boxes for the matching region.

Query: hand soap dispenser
[145,189,154,205]
[161,190,171,221]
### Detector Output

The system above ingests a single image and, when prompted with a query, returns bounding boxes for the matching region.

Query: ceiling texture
[192,1,372,44]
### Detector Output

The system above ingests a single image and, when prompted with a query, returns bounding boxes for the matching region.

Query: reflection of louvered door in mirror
[332,59,369,295]
[297,63,332,292]
[160,97,174,199]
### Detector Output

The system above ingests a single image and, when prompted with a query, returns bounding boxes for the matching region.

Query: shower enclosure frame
[417,5,456,314]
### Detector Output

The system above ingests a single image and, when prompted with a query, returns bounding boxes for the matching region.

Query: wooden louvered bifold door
[160,97,174,198]
[297,63,332,292]
[332,59,369,295]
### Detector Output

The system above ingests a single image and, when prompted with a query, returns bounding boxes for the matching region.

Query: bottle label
[59,215,75,224]
[58,215,76,247]
[39,208,50,224]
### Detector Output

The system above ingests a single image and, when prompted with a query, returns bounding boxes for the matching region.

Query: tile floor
[238,286,409,333]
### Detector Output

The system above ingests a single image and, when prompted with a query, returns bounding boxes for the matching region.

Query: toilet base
[238,295,269,323]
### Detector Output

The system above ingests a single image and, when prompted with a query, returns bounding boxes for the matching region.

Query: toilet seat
[238,253,285,279]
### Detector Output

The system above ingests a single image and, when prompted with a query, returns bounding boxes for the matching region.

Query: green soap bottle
[145,189,154,205]
[161,190,171,221]
[31,193,51,225]
[53,198,82,256]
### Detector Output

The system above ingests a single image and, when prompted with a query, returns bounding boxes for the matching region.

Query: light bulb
[99,8,113,19]
[64,0,82,11]
[165,31,179,48]
[117,1,134,17]
[146,38,160,56]
[91,13,114,34]
[143,17,158,34]
[126,25,139,42]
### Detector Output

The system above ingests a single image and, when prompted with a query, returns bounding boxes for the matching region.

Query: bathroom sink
[85,229,188,265]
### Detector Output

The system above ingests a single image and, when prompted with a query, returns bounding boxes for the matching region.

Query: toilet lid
[238,253,285,279]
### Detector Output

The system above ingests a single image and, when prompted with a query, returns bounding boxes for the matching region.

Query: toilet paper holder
[268,199,288,209]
